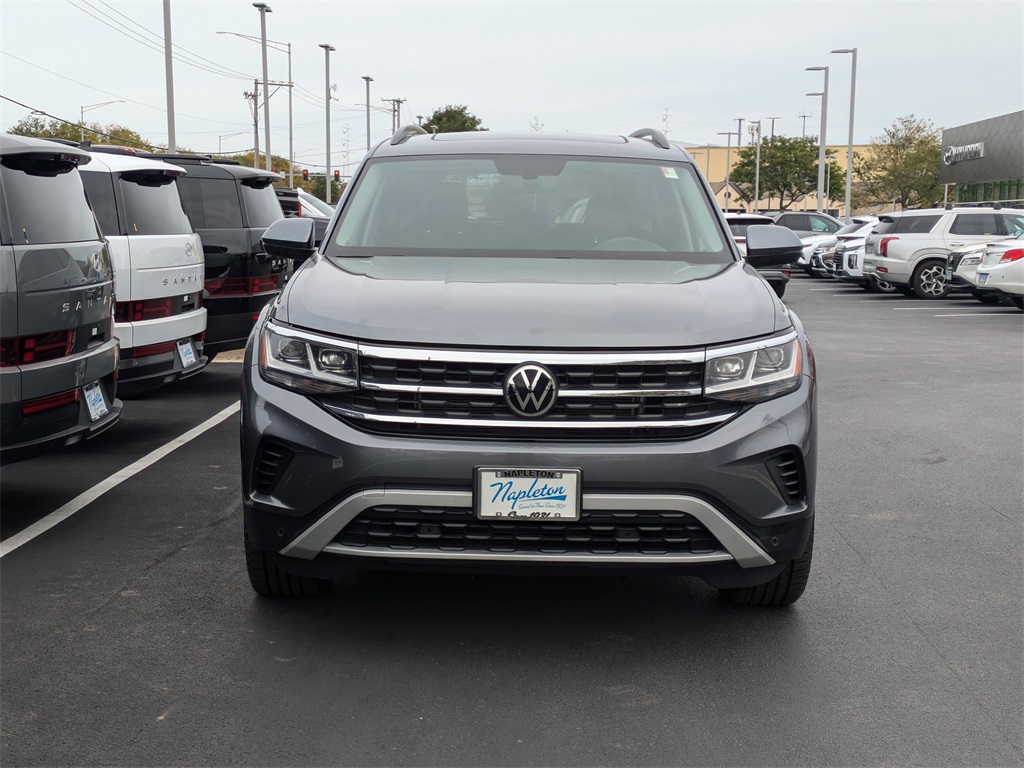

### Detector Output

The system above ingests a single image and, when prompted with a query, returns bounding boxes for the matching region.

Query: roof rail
[628,128,671,150]
[391,124,428,145]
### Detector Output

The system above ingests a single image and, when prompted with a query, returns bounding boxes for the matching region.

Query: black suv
[146,154,286,359]
[242,127,816,606]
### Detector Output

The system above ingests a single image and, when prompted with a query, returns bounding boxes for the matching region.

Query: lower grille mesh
[335,505,723,555]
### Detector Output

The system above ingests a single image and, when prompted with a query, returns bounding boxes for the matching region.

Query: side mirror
[744,225,804,267]
[262,217,316,262]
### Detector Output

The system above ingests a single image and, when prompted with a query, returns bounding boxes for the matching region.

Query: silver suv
[240,127,816,607]
[863,207,1024,298]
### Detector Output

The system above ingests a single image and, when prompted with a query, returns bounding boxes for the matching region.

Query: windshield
[328,155,728,262]
[836,221,872,236]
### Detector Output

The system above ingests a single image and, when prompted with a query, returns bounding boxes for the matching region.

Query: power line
[0,94,156,149]
[65,0,253,82]
[92,0,253,80]
[0,52,251,128]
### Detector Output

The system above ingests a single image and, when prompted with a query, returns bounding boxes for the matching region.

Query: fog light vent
[255,440,294,495]
[765,451,804,504]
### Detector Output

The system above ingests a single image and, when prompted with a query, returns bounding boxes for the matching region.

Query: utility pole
[163,0,176,151]
[253,3,273,171]
[395,98,405,127]
[735,117,744,147]
[663,109,670,136]
[416,114,424,126]
[766,116,781,139]
[245,80,260,165]
[799,112,811,137]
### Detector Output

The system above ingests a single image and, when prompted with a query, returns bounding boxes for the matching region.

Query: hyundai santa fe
[241,126,817,607]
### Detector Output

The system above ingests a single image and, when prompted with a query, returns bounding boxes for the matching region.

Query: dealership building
[939,110,1024,208]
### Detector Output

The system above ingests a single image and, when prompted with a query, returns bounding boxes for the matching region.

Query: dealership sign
[943,142,985,165]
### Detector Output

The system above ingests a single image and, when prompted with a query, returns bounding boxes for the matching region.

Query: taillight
[879,236,898,257]
[205,275,281,296]
[999,248,1024,263]
[22,388,80,416]
[0,330,76,367]
[115,298,174,323]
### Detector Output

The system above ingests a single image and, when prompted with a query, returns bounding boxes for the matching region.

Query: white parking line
[934,312,1021,317]
[0,401,241,558]
[893,307,938,311]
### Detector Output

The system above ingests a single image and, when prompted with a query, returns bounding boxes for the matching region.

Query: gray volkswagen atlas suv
[241,127,816,606]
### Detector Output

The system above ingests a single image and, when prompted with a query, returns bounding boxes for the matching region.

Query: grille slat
[334,505,724,556]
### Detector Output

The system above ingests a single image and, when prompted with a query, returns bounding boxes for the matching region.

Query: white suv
[862,207,1024,299]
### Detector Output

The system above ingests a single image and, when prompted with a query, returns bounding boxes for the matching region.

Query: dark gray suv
[241,127,817,606]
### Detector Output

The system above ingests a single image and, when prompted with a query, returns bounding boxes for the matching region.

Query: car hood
[276,255,788,348]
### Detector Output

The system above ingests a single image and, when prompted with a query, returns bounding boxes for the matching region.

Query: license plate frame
[83,382,108,422]
[979,273,988,285]
[177,339,197,368]
[475,468,582,521]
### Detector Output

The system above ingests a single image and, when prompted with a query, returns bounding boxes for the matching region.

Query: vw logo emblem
[504,363,558,418]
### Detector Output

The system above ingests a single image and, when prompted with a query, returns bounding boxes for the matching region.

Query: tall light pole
[362,76,373,151]
[832,48,858,222]
[80,100,123,143]
[717,131,738,213]
[749,121,762,212]
[253,2,273,171]
[217,31,293,185]
[320,44,336,204]
[162,0,176,151]
[806,65,830,213]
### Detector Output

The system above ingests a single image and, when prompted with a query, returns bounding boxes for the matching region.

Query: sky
[1,0,1022,175]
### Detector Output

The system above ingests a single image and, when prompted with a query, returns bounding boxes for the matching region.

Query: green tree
[422,105,485,133]
[852,115,942,210]
[308,174,344,203]
[729,135,845,210]
[7,115,150,149]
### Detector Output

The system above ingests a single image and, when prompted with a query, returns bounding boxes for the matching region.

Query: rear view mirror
[744,225,804,267]
[262,217,316,262]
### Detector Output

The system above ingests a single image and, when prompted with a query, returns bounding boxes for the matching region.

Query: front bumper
[240,339,817,588]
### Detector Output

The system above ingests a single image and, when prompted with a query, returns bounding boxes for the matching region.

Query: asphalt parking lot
[1,276,1022,767]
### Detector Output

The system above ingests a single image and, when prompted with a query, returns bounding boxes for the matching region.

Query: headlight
[813,243,831,254]
[962,256,981,266]
[704,337,803,403]
[259,322,358,394]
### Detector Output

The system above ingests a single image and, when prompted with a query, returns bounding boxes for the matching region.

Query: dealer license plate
[979,273,988,285]
[177,339,197,368]
[946,268,953,281]
[83,382,108,422]
[475,468,581,521]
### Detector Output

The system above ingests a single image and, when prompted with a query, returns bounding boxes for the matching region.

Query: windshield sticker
[661,167,678,179]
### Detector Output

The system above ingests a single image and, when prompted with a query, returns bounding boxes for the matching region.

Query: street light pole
[80,100,123,143]
[832,48,858,222]
[717,131,738,213]
[320,44,336,204]
[253,2,273,171]
[806,65,830,213]
[749,121,762,212]
[766,116,781,139]
[362,76,373,151]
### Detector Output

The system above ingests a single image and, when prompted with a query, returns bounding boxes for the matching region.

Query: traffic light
[302,169,308,181]
[334,170,340,181]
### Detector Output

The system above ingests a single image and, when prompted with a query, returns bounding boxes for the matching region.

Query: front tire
[245,526,329,597]
[912,260,950,299]
[719,522,814,607]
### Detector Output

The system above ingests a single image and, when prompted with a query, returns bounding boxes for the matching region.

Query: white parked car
[945,240,1014,304]
[975,235,1024,310]
[863,206,1024,299]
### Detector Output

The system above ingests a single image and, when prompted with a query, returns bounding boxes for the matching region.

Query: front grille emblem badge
[504,363,558,418]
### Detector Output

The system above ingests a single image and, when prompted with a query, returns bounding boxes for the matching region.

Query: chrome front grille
[320,344,743,441]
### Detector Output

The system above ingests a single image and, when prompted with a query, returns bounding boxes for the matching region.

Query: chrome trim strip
[280,488,775,568]
[358,342,706,366]
[265,320,360,352]
[321,544,735,565]
[322,405,739,429]
[706,329,798,358]
[360,381,702,398]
